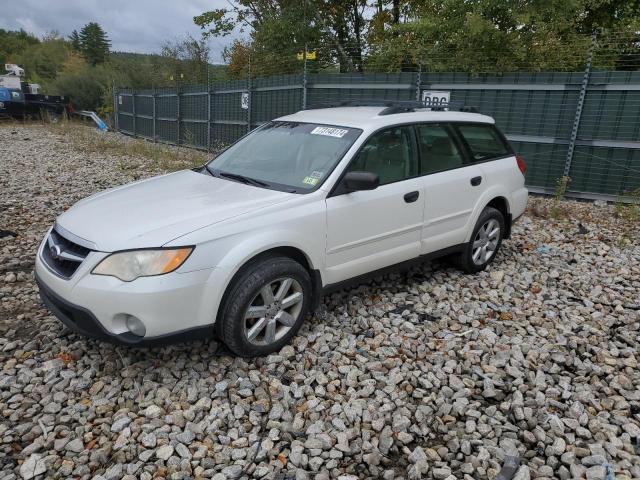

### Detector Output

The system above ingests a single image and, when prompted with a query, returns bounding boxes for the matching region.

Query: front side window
[208,122,362,192]
[457,124,511,161]
[347,126,417,185]
[416,124,464,174]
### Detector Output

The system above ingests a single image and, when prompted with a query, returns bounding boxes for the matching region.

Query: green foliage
[195,0,640,77]
[69,30,81,51]
[549,176,571,219]
[51,71,104,110]
[194,9,237,37]
[614,187,640,221]
[79,22,111,66]
[11,36,70,84]
[0,29,40,66]
[0,25,225,121]
[196,0,364,76]
[160,36,211,85]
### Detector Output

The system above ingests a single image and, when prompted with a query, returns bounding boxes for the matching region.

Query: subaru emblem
[50,244,62,260]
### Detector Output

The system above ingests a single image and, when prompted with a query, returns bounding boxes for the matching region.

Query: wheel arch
[214,244,323,330]
[486,196,512,238]
[465,189,513,242]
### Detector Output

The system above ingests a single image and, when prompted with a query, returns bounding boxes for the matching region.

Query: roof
[275,106,495,131]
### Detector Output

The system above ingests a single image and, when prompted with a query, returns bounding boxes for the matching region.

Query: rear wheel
[455,207,505,273]
[218,255,312,357]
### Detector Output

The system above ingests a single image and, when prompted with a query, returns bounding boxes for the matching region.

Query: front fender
[215,229,322,274]
[195,229,324,328]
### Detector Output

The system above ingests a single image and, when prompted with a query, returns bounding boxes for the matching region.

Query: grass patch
[613,187,640,222]
[47,120,208,173]
[549,175,571,220]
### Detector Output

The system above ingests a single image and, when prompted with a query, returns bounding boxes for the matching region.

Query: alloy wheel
[472,218,500,265]
[243,277,304,346]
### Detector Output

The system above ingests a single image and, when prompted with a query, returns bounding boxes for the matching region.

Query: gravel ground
[1,124,639,480]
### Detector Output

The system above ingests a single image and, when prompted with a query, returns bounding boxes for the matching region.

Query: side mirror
[343,171,379,192]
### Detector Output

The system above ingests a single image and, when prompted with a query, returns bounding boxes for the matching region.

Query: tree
[69,30,81,51]
[360,0,640,73]
[50,56,106,110]
[79,22,111,65]
[11,36,70,83]
[161,35,211,85]
[195,0,640,76]
[0,29,40,67]
[194,0,369,75]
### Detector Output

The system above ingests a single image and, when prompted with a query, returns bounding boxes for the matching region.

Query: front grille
[41,228,92,279]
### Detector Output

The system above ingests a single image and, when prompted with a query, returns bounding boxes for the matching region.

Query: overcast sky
[0,0,240,63]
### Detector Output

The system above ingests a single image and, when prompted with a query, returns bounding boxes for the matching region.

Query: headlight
[92,247,193,282]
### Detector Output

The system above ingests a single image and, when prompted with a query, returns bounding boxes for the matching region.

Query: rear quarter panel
[465,156,528,241]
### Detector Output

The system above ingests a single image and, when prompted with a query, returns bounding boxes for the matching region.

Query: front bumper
[36,272,213,347]
[35,236,223,346]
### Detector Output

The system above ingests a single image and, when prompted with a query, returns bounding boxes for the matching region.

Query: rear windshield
[208,121,362,192]
[457,124,512,161]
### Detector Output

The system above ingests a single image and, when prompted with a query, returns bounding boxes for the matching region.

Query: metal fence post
[132,91,136,137]
[415,55,422,102]
[176,86,181,145]
[113,83,118,131]
[564,32,597,177]
[302,43,308,109]
[247,57,252,134]
[152,87,157,142]
[207,88,211,151]
[206,68,211,151]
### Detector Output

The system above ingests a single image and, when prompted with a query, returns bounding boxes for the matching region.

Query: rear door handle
[470,176,482,186]
[404,191,420,203]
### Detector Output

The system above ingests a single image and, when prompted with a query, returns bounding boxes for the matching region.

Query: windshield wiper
[203,164,217,177]
[216,170,271,188]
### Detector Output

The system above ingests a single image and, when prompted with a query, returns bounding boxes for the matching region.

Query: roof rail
[304,99,478,115]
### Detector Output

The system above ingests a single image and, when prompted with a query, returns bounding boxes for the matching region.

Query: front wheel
[217,255,312,357]
[455,207,505,273]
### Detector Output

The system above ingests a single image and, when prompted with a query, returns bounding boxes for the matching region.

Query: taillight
[516,156,526,175]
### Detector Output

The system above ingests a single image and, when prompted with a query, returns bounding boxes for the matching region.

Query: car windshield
[207,121,362,192]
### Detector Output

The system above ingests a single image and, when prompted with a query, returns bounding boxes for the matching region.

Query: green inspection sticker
[302,176,320,186]
[303,170,324,186]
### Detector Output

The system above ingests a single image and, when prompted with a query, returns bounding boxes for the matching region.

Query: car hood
[56,170,293,251]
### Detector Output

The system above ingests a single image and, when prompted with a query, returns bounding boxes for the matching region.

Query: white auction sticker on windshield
[311,126,349,138]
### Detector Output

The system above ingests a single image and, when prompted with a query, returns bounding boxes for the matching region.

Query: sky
[0,0,240,63]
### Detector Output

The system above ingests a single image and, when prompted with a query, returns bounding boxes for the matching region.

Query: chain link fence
[114,33,640,201]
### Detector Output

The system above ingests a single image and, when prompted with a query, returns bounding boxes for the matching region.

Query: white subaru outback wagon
[36,103,528,356]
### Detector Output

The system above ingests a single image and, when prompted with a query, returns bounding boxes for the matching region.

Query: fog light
[125,315,146,337]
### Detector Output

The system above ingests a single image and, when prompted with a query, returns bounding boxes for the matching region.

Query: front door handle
[470,176,482,186]
[404,191,420,203]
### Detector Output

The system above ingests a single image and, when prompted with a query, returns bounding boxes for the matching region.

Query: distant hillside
[110,51,228,85]
[0,27,230,113]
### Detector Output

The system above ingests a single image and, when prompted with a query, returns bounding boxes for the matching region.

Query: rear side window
[416,124,465,174]
[457,124,511,161]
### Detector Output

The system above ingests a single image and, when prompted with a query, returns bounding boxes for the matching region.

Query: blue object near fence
[78,110,108,131]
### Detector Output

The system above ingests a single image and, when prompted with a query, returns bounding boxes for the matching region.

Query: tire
[217,255,312,357]
[455,206,505,273]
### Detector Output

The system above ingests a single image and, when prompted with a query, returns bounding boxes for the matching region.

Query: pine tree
[78,22,111,65]
[69,30,81,51]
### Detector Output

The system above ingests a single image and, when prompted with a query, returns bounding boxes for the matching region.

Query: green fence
[114,70,640,201]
